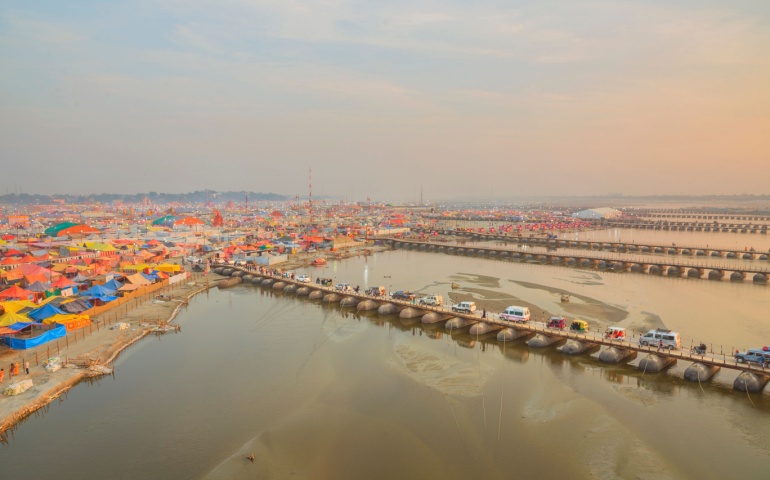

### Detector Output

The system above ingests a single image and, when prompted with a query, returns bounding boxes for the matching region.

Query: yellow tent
[84,242,117,252]
[0,311,31,326]
[44,313,91,330]
[0,300,37,314]
[153,263,181,274]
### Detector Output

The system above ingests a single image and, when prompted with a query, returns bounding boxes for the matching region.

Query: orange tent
[0,285,33,299]
[174,217,205,226]
[59,225,100,236]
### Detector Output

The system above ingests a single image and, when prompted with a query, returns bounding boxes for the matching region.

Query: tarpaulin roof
[28,304,68,321]
[0,300,37,313]
[58,298,92,314]
[26,281,52,293]
[174,216,205,226]
[0,285,34,299]
[80,284,116,297]
[51,276,76,289]
[151,215,177,227]
[103,279,123,291]
[44,222,79,237]
[126,273,152,285]
[0,311,31,327]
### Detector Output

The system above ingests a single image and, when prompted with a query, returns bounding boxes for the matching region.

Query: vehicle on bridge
[297,274,311,283]
[639,329,681,350]
[335,283,352,292]
[419,294,443,306]
[604,326,626,340]
[734,348,770,366]
[547,316,566,330]
[500,306,531,323]
[451,301,477,314]
[391,290,416,301]
[366,286,386,297]
[570,320,589,333]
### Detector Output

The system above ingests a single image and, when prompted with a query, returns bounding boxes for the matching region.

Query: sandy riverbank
[0,276,214,437]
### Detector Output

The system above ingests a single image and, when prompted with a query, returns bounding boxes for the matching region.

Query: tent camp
[28,304,68,322]
[81,284,116,298]
[26,281,52,293]
[3,323,66,349]
[42,313,91,331]
[0,311,31,327]
[44,222,100,237]
[58,298,93,314]
[0,285,34,300]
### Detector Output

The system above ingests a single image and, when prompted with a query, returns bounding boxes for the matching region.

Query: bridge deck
[225,266,770,377]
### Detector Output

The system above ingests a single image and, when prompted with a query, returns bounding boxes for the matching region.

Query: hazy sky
[1,1,769,201]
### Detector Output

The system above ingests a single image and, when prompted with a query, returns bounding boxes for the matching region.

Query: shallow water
[1,249,770,479]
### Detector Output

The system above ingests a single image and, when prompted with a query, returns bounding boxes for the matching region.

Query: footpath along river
[1,248,769,479]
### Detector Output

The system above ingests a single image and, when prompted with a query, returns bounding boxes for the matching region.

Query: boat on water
[312,258,327,266]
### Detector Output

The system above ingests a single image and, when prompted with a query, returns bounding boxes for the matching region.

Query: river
[1,243,769,479]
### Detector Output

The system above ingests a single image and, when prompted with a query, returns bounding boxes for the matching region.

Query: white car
[297,274,311,283]
[335,283,351,292]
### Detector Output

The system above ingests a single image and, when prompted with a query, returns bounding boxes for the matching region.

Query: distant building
[572,207,622,220]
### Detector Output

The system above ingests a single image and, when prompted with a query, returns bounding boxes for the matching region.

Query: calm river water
[1,243,770,479]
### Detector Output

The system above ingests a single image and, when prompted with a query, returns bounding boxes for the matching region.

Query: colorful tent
[151,215,177,227]
[0,311,31,327]
[0,285,34,300]
[51,276,76,289]
[174,216,205,226]
[43,314,91,331]
[25,281,52,293]
[28,304,68,321]
[44,222,99,237]
[81,284,116,297]
[0,300,37,313]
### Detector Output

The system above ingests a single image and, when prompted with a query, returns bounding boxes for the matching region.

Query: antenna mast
[307,168,313,225]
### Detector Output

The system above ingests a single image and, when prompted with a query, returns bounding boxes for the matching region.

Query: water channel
[1,241,770,479]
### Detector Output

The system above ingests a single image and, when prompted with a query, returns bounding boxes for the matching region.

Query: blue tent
[92,295,118,303]
[81,284,116,298]
[3,324,66,350]
[103,279,123,291]
[28,304,68,322]
[142,273,159,282]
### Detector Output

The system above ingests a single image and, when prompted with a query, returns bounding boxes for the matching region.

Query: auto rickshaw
[604,326,625,340]
[547,316,566,330]
[570,319,589,333]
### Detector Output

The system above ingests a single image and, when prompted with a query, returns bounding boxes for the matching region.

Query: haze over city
[2,0,769,200]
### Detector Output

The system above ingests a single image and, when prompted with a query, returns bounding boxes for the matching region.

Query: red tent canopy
[51,276,76,288]
[0,284,34,299]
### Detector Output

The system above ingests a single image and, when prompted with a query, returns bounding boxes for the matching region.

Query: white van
[419,294,443,306]
[499,306,531,323]
[639,329,681,350]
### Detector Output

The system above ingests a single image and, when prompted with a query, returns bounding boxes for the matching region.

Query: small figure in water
[248,453,255,462]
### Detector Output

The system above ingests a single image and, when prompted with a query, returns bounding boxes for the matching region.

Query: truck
[419,294,443,306]
[734,348,770,366]
[451,301,477,314]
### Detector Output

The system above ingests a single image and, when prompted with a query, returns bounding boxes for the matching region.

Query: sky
[1,0,769,201]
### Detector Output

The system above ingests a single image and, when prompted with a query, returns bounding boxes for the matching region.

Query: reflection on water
[1,249,769,479]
